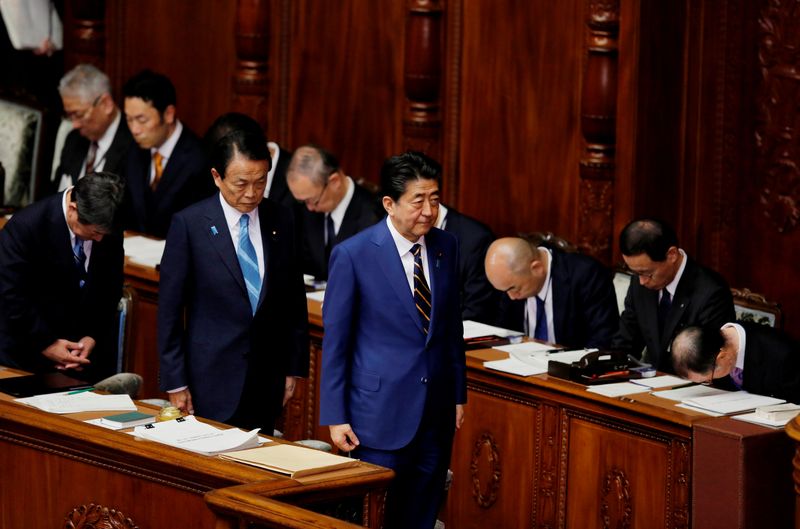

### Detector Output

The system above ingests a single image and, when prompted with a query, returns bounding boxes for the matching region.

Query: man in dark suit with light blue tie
[320,151,466,529]
[158,128,308,431]
[486,237,619,349]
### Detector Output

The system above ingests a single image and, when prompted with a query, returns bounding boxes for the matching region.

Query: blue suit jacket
[319,221,466,450]
[497,249,619,349]
[158,195,309,422]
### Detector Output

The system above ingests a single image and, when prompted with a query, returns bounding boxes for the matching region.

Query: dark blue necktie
[73,236,87,288]
[237,215,261,314]
[412,244,431,335]
[534,296,548,342]
[325,214,336,259]
[658,289,672,334]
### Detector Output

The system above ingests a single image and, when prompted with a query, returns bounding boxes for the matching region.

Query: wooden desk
[0,367,391,528]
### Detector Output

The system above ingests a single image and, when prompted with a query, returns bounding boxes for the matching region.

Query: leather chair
[0,97,43,207]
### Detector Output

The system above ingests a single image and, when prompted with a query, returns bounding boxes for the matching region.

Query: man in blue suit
[158,129,308,431]
[486,237,619,349]
[320,151,466,529]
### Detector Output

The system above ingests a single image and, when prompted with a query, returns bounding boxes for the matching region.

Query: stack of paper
[732,403,800,428]
[629,375,688,389]
[306,290,325,302]
[680,392,785,415]
[651,384,728,402]
[463,320,524,340]
[16,392,137,414]
[132,416,261,455]
[124,235,166,268]
[483,356,548,377]
[220,443,359,478]
[586,382,650,398]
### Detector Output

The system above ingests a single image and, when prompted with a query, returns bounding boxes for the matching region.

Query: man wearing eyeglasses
[672,323,800,403]
[53,64,134,193]
[286,144,383,280]
[612,218,735,372]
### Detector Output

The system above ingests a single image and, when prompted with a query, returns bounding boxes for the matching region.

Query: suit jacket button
[421,377,428,384]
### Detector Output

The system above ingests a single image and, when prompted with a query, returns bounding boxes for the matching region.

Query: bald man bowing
[485,237,618,349]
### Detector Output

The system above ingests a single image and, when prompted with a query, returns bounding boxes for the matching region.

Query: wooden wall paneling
[105,0,237,137]
[63,0,106,70]
[286,0,405,185]
[456,0,584,240]
[233,0,271,129]
[577,0,619,265]
[402,0,444,161]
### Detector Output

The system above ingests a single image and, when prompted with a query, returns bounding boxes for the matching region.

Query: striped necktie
[237,214,261,314]
[412,244,431,334]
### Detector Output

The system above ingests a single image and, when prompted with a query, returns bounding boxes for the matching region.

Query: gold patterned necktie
[412,244,431,334]
[151,152,164,190]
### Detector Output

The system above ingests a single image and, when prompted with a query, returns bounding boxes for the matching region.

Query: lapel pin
[210,226,218,235]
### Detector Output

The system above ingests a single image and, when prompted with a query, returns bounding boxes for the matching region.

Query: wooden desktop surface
[0,367,391,528]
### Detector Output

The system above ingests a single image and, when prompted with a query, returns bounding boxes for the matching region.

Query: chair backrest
[518,231,578,253]
[731,287,782,328]
[0,98,43,207]
[613,268,634,315]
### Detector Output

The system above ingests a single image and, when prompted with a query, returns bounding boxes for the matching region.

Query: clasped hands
[42,336,95,371]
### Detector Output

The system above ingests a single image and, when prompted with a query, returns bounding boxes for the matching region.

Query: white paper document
[16,392,137,414]
[124,236,166,268]
[586,382,651,398]
[463,320,524,340]
[483,357,548,377]
[731,412,796,429]
[650,384,728,402]
[493,341,554,356]
[133,415,262,455]
[630,375,688,389]
[681,391,785,415]
[306,290,325,302]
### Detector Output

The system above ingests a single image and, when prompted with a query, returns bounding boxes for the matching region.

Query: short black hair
[619,218,678,261]
[672,325,725,377]
[380,151,441,201]
[210,129,271,178]
[70,171,125,232]
[122,70,176,114]
[203,112,265,156]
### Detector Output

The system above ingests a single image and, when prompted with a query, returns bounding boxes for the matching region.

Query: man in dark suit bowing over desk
[158,129,309,431]
[320,151,466,529]
[122,70,214,238]
[486,237,619,349]
[286,144,383,280]
[612,218,735,372]
[0,172,125,380]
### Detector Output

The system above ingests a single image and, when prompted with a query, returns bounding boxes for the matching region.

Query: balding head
[485,237,548,300]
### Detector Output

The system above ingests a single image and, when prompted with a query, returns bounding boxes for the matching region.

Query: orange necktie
[151,152,164,190]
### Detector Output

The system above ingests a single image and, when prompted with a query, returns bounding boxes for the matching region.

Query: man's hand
[41,339,92,370]
[283,376,297,406]
[455,404,465,430]
[329,423,360,452]
[168,389,194,415]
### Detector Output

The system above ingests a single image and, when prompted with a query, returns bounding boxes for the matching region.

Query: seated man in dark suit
[54,63,133,193]
[485,237,618,349]
[286,144,383,280]
[435,203,499,324]
[672,323,800,403]
[612,218,735,372]
[122,70,214,238]
[0,171,125,381]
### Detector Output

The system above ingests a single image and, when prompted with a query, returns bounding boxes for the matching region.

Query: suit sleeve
[696,279,735,330]
[319,244,358,425]
[612,276,646,358]
[450,242,467,404]
[579,264,619,349]
[157,214,192,391]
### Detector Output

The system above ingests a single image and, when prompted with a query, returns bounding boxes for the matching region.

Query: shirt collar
[266,141,280,197]
[537,246,552,301]
[329,176,355,226]
[96,111,121,155]
[722,322,747,370]
[386,215,425,257]
[664,248,687,297]
[434,203,449,230]
[151,120,183,160]
[218,192,258,232]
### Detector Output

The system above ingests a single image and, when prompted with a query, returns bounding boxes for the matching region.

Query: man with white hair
[54,63,133,192]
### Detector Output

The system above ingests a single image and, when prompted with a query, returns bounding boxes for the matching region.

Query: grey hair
[58,64,111,102]
[287,144,340,186]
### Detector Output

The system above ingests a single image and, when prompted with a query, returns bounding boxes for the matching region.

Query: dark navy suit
[124,127,215,238]
[0,193,123,380]
[320,220,466,528]
[158,194,309,428]
[497,249,619,349]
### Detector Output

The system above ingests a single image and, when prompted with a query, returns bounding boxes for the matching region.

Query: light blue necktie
[73,236,87,288]
[237,214,261,314]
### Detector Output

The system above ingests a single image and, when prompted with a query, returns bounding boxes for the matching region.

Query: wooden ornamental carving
[470,432,501,508]
[64,0,106,70]
[233,0,271,127]
[64,504,138,529]
[536,403,560,526]
[600,469,632,529]
[578,0,619,264]
[403,0,444,158]
[756,0,800,233]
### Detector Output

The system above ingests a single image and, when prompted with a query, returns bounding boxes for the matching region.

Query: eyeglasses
[700,355,718,386]
[297,179,329,207]
[64,95,102,122]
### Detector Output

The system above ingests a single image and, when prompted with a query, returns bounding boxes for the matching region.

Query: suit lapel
[426,231,447,343]
[306,212,326,272]
[660,261,695,349]
[204,199,247,294]
[373,223,423,334]
[255,202,273,310]
[550,251,568,342]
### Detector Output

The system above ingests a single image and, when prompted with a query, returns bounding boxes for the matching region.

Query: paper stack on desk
[679,391,785,416]
[220,443,359,478]
[16,392,137,414]
[124,235,166,268]
[132,416,261,455]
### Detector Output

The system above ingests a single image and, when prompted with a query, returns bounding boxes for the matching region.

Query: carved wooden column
[64,0,106,70]
[785,417,800,529]
[403,0,444,161]
[577,1,619,264]
[233,0,270,128]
